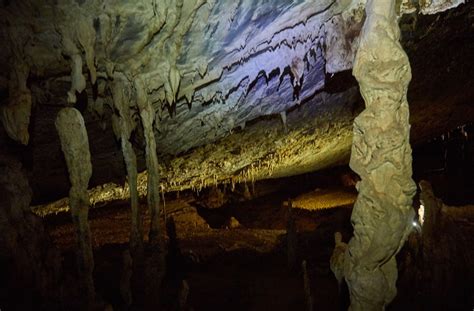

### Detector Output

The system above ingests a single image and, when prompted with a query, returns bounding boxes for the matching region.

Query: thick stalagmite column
[344,0,416,310]
[55,107,95,304]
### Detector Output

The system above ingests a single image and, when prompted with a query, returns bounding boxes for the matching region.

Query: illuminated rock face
[55,107,95,306]
[344,0,416,309]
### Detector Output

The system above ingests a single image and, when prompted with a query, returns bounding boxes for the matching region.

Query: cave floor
[43,185,473,310]
[44,187,355,310]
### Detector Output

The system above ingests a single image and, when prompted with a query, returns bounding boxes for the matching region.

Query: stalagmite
[330,232,348,292]
[344,0,416,310]
[302,260,313,311]
[286,199,297,270]
[418,180,441,261]
[55,107,95,305]
[178,280,190,311]
[120,250,133,307]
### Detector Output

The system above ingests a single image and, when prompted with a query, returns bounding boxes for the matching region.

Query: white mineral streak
[55,107,95,304]
[344,0,416,310]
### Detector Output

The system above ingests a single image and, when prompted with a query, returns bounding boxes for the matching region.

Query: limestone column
[55,107,95,305]
[344,0,416,310]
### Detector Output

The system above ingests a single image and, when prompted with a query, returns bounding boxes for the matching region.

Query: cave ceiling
[0,0,473,204]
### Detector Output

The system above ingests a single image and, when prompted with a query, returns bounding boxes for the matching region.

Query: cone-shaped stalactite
[344,0,416,310]
[55,107,95,306]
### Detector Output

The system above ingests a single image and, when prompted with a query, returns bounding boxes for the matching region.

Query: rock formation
[111,77,144,260]
[302,260,313,311]
[344,0,417,309]
[0,0,471,308]
[0,60,31,145]
[55,107,95,306]
[330,232,348,291]
[136,77,161,246]
[120,249,133,307]
[416,180,474,309]
[0,156,61,309]
[286,200,297,270]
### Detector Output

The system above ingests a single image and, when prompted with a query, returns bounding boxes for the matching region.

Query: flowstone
[55,107,95,306]
[344,0,416,309]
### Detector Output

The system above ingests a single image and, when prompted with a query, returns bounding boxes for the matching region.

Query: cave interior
[0,0,473,310]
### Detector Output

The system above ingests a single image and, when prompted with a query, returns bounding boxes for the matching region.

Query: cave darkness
[0,0,473,310]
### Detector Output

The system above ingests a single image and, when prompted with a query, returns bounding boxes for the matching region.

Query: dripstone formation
[344,0,416,309]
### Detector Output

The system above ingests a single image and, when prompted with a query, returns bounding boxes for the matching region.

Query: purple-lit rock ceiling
[0,0,473,205]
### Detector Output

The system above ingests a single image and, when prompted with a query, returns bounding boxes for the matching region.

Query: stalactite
[344,0,416,310]
[67,53,87,104]
[55,107,95,306]
[111,80,144,260]
[135,78,162,246]
[136,78,166,309]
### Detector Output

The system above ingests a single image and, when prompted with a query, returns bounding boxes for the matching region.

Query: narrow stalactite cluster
[343,0,416,309]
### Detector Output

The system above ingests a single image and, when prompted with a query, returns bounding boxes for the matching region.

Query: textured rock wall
[344,0,416,309]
